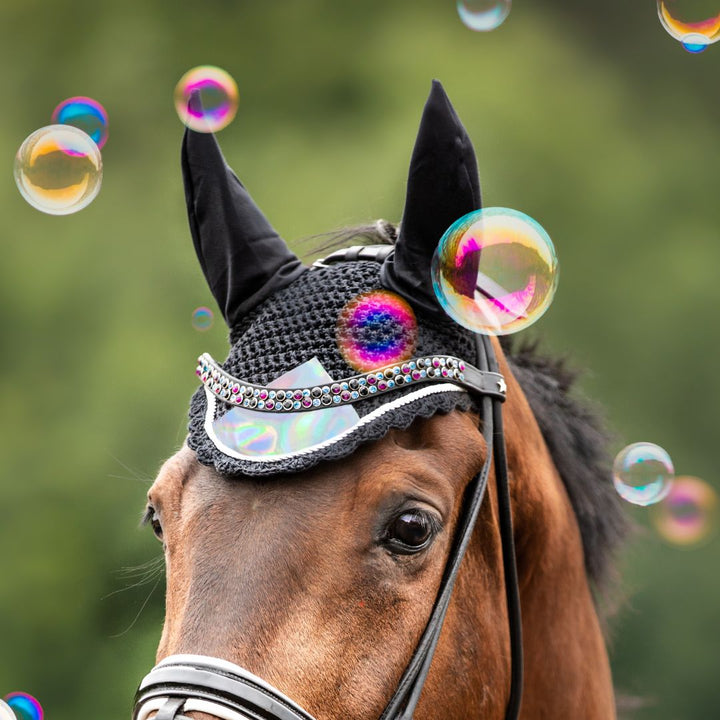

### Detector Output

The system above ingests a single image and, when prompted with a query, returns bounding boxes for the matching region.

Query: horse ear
[181,126,305,329]
[380,80,482,316]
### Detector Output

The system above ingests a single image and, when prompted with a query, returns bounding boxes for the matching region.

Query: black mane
[306,225,628,599]
[500,337,628,597]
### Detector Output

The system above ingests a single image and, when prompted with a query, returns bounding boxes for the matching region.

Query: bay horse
[134,82,626,720]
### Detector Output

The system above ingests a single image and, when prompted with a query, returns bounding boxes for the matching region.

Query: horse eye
[384,510,438,554]
[144,506,163,541]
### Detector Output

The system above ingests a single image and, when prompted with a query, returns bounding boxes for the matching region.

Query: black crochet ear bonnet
[185,81,500,477]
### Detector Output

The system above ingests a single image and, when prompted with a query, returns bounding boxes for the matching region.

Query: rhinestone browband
[196,353,507,413]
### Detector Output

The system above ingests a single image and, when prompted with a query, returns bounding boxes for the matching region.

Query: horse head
[134,82,626,720]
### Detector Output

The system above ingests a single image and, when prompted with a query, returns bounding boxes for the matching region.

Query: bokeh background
[1,1,719,718]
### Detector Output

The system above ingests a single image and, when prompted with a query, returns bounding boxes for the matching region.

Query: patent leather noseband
[135,655,316,720]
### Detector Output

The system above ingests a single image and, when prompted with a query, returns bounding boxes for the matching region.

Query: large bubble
[14,125,102,215]
[657,1,720,53]
[3,694,43,720]
[337,290,418,372]
[613,442,674,506]
[174,65,239,133]
[652,476,718,546]
[51,96,109,149]
[431,207,558,335]
[457,0,512,31]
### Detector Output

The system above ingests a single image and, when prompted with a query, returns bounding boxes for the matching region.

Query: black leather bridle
[133,252,523,720]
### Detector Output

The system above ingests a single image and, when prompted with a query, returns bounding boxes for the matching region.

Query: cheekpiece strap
[196,353,507,413]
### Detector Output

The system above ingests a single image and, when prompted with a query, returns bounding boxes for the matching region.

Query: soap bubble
[3,694,43,720]
[192,306,214,331]
[457,0,512,31]
[51,96,109,149]
[14,125,102,215]
[652,476,718,546]
[613,442,674,506]
[337,290,417,372]
[432,207,558,335]
[0,700,16,720]
[657,1,720,53]
[174,65,239,132]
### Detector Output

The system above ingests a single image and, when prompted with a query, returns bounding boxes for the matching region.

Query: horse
[133,81,627,720]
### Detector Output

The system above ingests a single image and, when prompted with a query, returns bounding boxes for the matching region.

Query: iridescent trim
[204,384,467,463]
[196,352,506,413]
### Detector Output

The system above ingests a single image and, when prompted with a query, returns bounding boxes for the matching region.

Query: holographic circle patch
[14,125,103,215]
[3,694,43,720]
[51,96,109,149]
[432,207,559,335]
[657,1,720,53]
[612,442,674,507]
[337,290,418,373]
[652,476,718,546]
[174,65,239,133]
[457,0,512,31]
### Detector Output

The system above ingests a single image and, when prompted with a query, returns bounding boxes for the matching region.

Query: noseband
[134,254,523,720]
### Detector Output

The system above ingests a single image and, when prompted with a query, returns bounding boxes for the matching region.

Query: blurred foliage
[1,1,718,718]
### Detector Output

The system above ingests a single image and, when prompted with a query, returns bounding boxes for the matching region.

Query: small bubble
[432,207,558,335]
[174,65,239,133]
[457,0,512,31]
[192,306,214,331]
[652,476,718,546]
[51,96,109,149]
[14,125,102,215]
[3,694,43,720]
[612,442,674,507]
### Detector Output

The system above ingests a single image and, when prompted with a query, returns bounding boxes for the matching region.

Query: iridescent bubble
[457,0,512,31]
[657,1,720,53]
[337,290,418,372]
[0,700,16,720]
[14,125,102,215]
[51,96,109,149]
[432,207,558,335]
[612,442,674,507]
[174,65,239,133]
[3,694,43,720]
[652,476,718,546]
[192,306,214,331]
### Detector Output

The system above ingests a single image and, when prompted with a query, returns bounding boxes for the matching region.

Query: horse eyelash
[140,506,154,528]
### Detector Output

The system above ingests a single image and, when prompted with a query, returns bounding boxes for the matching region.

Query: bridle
[133,248,524,720]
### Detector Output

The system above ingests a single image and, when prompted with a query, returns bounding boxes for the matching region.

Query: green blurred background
[1,1,718,717]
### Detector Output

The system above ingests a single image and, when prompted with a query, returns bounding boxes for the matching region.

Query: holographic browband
[196,353,507,413]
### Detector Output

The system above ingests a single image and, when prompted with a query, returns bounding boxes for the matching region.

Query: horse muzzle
[133,654,317,720]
